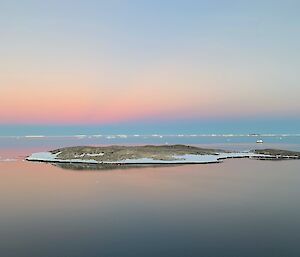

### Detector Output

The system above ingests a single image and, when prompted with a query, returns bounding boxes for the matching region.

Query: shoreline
[25,145,300,166]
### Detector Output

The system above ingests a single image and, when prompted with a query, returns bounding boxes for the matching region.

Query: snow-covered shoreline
[26,151,271,165]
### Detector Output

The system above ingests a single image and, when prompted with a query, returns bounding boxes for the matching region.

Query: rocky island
[26,145,300,167]
[253,149,300,160]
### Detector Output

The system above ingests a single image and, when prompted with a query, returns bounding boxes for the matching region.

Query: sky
[0,0,299,134]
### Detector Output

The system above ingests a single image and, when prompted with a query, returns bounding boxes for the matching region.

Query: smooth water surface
[1,159,300,256]
[0,137,299,257]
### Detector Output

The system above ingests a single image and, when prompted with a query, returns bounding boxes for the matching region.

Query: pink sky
[1,1,299,125]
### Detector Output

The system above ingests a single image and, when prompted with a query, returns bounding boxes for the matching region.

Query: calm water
[0,136,300,257]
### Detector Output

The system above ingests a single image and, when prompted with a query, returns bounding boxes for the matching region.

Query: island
[253,149,300,160]
[26,145,300,167]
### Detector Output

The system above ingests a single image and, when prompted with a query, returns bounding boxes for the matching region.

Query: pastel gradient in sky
[0,1,299,131]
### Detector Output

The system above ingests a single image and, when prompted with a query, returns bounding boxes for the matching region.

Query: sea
[0,134,300,257]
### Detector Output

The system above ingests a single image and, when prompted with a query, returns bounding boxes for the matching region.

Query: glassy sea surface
[0,135,300,257]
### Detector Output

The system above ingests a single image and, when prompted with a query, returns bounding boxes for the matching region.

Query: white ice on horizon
[24,135,45,138]
[106,136,116,139]
[117,135,128,138]
[2,134,300,139]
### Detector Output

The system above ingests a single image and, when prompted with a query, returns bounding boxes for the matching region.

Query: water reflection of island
[54,162,183,171]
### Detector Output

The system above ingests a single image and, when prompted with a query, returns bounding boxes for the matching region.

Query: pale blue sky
[0,0,299,133]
